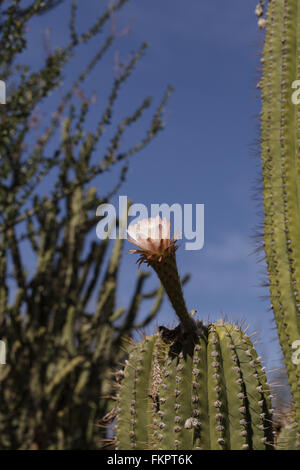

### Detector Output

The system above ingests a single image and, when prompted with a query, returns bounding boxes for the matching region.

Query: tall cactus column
[260,0,300,428]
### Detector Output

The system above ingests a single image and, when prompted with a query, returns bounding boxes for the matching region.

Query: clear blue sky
[19,0,284,378]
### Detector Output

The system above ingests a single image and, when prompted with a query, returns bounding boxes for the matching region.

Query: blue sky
[17,0,285,379]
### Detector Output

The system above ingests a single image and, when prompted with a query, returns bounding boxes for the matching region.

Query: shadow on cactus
[109,216,275,450]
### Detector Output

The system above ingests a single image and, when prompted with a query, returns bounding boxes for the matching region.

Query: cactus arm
[261,0,300,425]
[173,345,194,450]
[226,326,272,449]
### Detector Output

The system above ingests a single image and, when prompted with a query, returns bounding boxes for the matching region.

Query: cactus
[0,0,171,449]
[276,407,300,450]
[112,216,276,450]
[114,322,274,450]
[259,0,300,430]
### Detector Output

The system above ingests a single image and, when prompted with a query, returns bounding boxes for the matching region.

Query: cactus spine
[260,0,300,429]
[115,323,274,450]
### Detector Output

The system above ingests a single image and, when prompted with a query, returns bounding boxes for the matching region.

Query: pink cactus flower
[127,215,176,263]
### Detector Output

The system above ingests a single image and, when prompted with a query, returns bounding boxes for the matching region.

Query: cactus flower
[127,215,176,263]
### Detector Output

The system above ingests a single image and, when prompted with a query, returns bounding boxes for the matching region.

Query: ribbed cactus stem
[260,0,300,429]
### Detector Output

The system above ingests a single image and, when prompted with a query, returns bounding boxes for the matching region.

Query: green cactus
[114,321,274,450]
[260,0,300,430]
[276,407,300,450]
[0,0,171,449]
